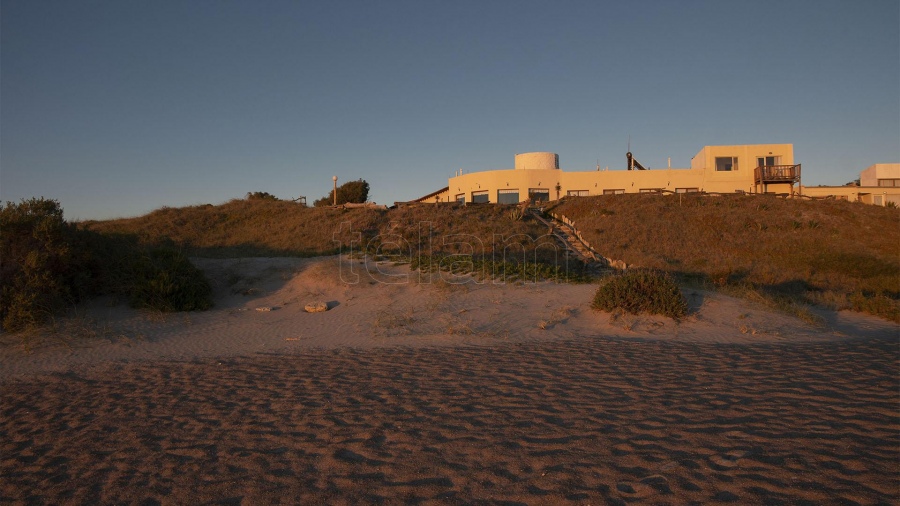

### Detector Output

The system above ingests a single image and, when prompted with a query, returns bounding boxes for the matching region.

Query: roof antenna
[627,135,633,170]
[625,135,647,171]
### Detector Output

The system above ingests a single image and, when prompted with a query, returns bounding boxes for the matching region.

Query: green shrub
[592,269,687,319]
[313,179,370,207]
[0,198,85,331]
[0,197,214,332]
[409,253,591,283]
[129,248,213,312]
[246,191,279,201]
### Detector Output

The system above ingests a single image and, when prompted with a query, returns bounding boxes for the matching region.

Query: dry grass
[551,194,900,321]
[82,200,555,259]
[538,305,577,330]
[443,315,475,335]
[2,308,143,352]
[372,306,417,337]
[82,199,381,257]
[79,194,900,321]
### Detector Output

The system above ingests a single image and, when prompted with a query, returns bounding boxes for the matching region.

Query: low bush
[0,198,85,331]
[592,269,687,319]
[129,248,213,312]
[0,198,213,332]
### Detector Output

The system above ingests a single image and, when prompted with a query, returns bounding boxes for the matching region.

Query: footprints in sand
[615,476,665,499]
[709,450,753,470]
[2,336,898,504]
[602,444,754,502]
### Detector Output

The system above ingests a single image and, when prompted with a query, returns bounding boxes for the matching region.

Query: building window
[602,189,625,195]
[471,190,489,203]
[878,179,899,187]
[566,190,589,197]
[639,188,662,193]
[757,156,780,167]
[715,157,739,171]
[455,194,465,203]
[528,188,550,202]
[675,187,699,193]
[497,189,519,204]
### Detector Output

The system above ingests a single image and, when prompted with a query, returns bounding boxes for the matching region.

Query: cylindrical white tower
[514,152,559,171]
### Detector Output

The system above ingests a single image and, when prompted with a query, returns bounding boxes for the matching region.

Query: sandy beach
[1,256,897,504]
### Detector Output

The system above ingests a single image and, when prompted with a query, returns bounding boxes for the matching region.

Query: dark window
[675,187,699,193]
[471,190,489,203]
[756,156,780,167]
[528,188,550,202]
[455,194,465,203]
[567,190,589,197]
[497,189,519,204]
[715,157,738,171]
[602,189,625,195]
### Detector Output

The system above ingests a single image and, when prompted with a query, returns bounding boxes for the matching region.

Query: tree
[246,191,279,201]
[0,198,81,330]
[314,179,370,207]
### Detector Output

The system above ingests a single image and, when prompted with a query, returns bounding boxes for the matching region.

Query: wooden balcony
[755,164,801,185]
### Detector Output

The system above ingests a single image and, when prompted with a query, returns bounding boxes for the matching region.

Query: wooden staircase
[529,209,608,271]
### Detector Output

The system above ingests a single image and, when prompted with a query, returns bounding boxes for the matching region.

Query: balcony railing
[755,164,801,184]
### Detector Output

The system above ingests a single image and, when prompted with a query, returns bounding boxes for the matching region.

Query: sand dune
[1,256,897,504]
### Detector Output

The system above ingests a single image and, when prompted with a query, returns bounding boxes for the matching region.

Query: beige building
[417,144,802,204]
[861,163,900,187]
[801,163,900,206]
[416,146,900,207]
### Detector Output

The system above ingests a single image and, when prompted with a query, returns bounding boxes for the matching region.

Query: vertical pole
[332,176,338,206]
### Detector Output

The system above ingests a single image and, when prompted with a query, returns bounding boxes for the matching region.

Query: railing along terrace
[755,164,801,183]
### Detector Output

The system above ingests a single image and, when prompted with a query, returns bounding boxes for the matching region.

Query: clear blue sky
[2,0,898,220]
